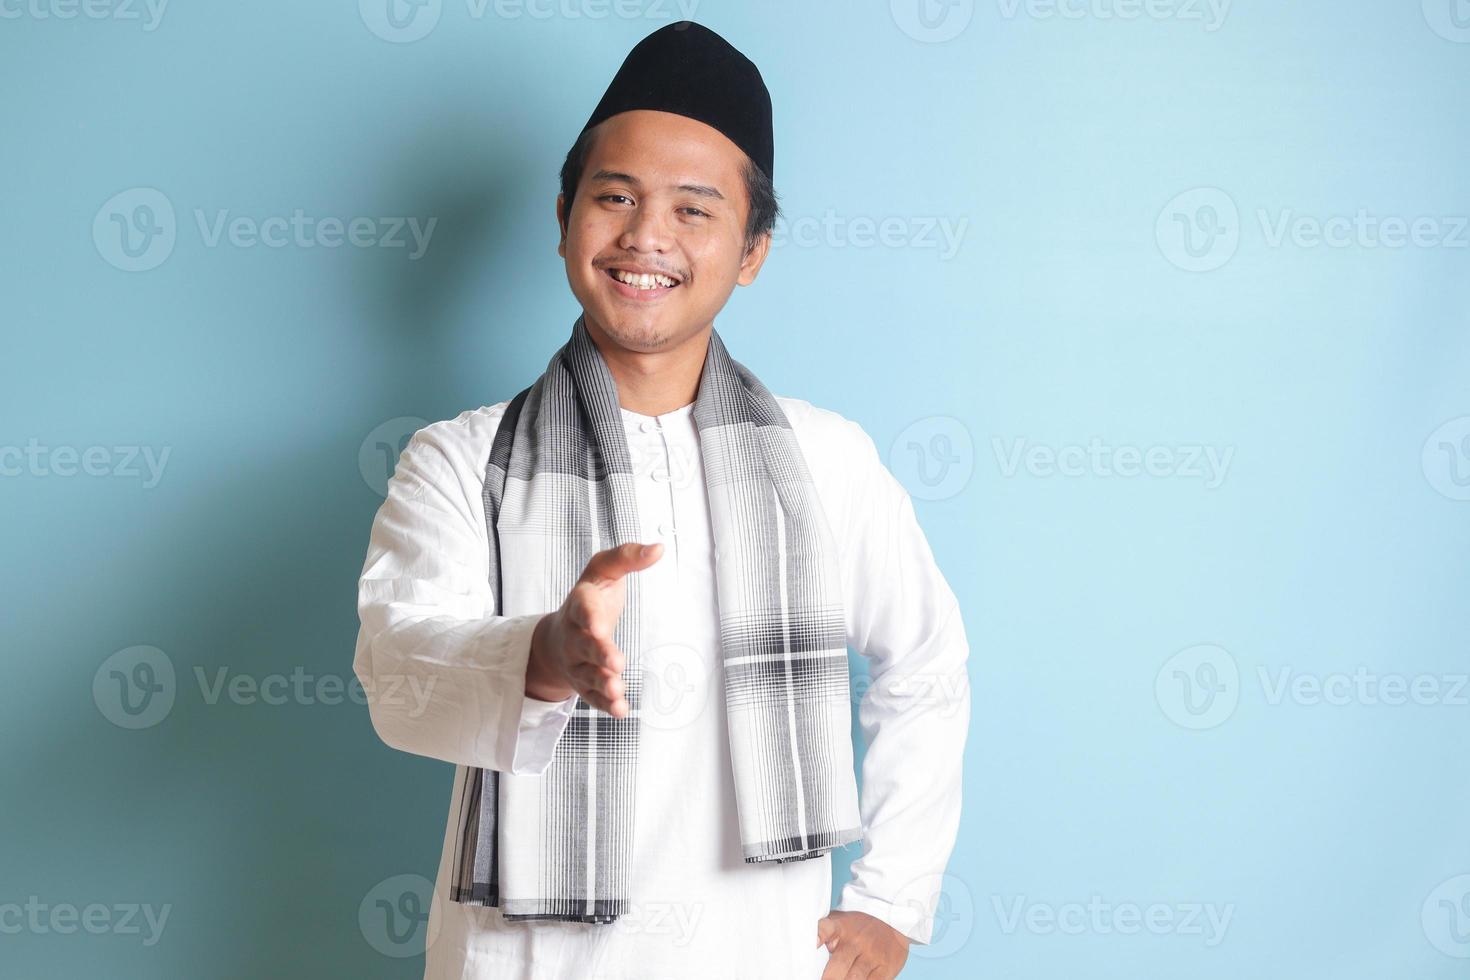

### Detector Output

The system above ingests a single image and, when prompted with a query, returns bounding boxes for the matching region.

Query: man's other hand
[816,909,910,979]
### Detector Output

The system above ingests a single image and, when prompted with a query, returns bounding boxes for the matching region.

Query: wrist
[525,613,573,703]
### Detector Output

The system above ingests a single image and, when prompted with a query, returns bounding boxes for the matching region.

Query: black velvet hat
[579,21,774,181]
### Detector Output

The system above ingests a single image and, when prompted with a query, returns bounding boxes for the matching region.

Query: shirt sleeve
[352,411,579,775]
[831,420,972,946]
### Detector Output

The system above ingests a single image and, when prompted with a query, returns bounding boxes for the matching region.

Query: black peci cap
[578,21,774,181]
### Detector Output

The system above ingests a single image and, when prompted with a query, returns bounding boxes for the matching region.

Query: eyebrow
[589,169,726,201]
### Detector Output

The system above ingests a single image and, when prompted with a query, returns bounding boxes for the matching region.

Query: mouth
[602,266,682,300]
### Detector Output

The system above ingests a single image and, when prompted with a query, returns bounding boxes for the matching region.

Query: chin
[591,306,681,352]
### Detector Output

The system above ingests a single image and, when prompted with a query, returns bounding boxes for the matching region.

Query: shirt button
[652,468,670,482]
[657,522,675,535]
[639,420,657,433]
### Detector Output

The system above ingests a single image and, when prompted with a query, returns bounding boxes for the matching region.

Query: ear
[556,194,569,257]
[736,229,771,287]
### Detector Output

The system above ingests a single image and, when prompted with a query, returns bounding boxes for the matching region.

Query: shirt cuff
[836,881,932,946]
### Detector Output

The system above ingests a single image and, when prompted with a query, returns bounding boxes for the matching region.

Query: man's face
[557,109,770,353]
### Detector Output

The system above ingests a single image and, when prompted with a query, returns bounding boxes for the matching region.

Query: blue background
[3,1,1468,976]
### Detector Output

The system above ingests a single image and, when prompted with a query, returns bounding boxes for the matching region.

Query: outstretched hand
[525,540,664,717]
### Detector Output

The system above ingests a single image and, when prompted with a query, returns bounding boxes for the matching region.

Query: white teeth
[611,269,676,289]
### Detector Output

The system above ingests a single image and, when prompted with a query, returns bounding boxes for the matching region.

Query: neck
[582,315,710,416]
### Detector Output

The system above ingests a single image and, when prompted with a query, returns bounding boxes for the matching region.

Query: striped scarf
[450,313,861,921]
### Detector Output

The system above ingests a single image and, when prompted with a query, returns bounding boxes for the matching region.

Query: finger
[574,668,628,717]
[819,941,858,980]
[580,635,626,676]
[575,683,628,718]
[816,915,836,948]
[579,541,663,587]
[572,662,623,702]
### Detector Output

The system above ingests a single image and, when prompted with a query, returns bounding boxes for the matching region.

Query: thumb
[581,541,664,586]
[816,914,838,949]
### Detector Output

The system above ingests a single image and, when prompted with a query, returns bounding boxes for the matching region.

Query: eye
[598,194,633,205]
[679,207,710,218]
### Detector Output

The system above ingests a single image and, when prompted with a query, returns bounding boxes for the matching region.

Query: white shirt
[353,393,970,979]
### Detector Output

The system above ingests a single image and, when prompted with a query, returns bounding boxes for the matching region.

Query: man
[353,21,969,980]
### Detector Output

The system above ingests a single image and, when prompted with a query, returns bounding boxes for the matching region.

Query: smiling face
[557,109,770,355]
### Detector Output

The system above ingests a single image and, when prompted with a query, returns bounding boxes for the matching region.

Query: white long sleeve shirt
[352,393,970,979]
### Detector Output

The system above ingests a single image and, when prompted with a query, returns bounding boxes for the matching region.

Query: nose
[618,202,673,255]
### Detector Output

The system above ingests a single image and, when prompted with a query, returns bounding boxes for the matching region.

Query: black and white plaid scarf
[450,314,862,921]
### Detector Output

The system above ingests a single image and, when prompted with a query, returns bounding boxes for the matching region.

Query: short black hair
[557,122,781,258]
